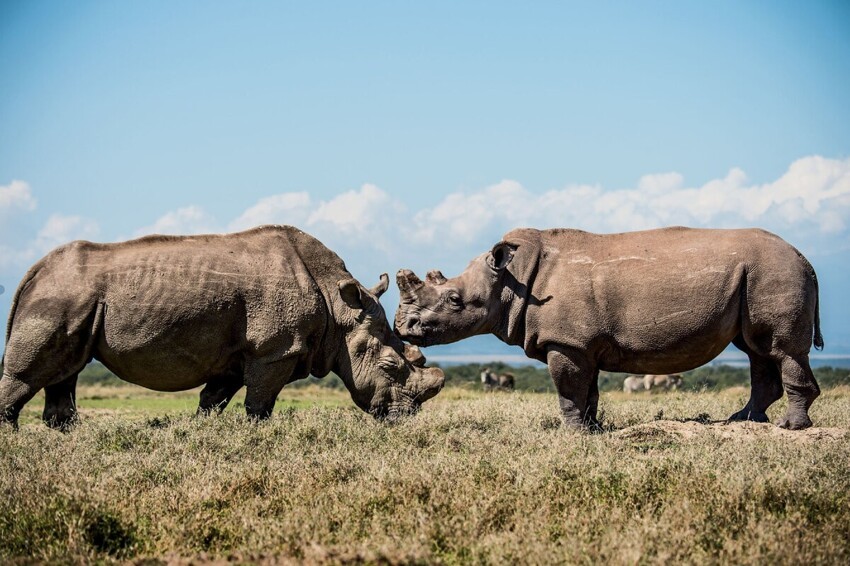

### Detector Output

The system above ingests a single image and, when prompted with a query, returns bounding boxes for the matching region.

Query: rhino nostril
[407,317,421,330]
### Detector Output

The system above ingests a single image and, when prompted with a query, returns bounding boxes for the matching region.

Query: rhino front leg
[547,346,598,430]
[197,372,244,415]
[43,374,79,431]
[243,358,297,420]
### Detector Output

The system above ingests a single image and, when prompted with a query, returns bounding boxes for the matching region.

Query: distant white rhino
[623,376,646,393]
[644,374,683,391]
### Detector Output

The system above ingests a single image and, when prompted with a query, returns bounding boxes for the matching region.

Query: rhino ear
[426,270,447,285]
[339,279,368,310]
[369,273,389,298]
[487,242,516,271]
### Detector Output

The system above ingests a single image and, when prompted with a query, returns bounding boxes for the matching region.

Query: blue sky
[2,1,850,356]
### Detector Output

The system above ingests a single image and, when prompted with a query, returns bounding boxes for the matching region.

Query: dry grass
[1,386,849,564]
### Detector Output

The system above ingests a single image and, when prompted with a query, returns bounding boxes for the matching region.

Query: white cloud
[134,206,217,236]
[34,214,99,252]
[412,180,536,243]
[308,184,401,236]
[410,155,850,247]
[228,192,311,231]
[7,155,850,274]
[0,180,36,212]
[0,213,99,268]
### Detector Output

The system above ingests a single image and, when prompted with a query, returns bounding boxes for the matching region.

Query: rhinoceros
[395,227,823,430]
[644,373,683,391]
[1,225,444,430]
[622,375,645,394]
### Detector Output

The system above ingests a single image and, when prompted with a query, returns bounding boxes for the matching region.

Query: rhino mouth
[395,324,429,346]
[371,401,421,423]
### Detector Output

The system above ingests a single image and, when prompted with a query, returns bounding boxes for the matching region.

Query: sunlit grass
[2,386,849,563]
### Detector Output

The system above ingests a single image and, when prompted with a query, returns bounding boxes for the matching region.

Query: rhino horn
[425,270,447,285]
[396,269,425,298]
[403,344,427,367]
[370,273,389,298]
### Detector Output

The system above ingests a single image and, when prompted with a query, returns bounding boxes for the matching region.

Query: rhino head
[334,274,445,420]
[394,242,516,347]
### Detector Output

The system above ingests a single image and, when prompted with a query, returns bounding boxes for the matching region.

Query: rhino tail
[812,269,824,351]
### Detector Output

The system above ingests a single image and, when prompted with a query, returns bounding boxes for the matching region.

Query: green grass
[16,383,351,426]
[2,386,849,564]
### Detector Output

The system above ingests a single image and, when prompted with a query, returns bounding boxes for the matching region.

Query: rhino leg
[0,373,39,429]
[586,372,600,426]
[243,358,297,420]
[547,346,598,430]
[728,338,782,423]
[775,353,820,430]
[42,374,80,431]
[197,372,244,415]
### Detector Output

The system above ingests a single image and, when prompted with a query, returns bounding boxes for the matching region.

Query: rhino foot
[0,413,20,431]
[43,413,79,433]
[777,413,813,430]
[727,408,770,423]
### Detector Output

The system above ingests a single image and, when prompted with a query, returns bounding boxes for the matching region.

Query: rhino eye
[446,292,463,310]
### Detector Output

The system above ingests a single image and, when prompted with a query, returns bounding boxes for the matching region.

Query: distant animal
[479,367,514,391]
[497,372,515,390]
[644,374,683,391]
[623,375,645,393]
[1,225,445,430]
[480,367,496,391]
[395,227,823,430]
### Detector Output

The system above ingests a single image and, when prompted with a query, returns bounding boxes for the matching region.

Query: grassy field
[2,384,849,564]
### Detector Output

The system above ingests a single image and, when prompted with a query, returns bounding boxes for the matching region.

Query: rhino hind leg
[42,374,79,431]
[775,353,820,430]
[0,373,39,429]
[728,337,783,423]
[197,372,244,415]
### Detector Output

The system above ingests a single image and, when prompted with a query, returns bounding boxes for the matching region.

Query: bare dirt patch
[614,419,848,443]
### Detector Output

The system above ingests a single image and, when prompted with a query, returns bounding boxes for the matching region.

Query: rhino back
[521,227,811,371]
[13,226,342,390]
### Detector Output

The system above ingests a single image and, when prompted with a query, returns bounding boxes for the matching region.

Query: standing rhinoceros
[1,225,444,429]
[622,375,645,394]
[395,227,823,430]
[643,374,683,391]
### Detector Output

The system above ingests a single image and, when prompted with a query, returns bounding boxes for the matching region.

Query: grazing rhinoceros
[622,375,645,393]
[1,225,444,430]
[395,227,823,430]
[643,373,682,391]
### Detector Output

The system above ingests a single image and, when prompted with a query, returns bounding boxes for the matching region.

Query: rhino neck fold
[286,240,341,380]
[492,231,542,356]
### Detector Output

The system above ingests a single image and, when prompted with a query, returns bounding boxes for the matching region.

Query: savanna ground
[2,375,850,564]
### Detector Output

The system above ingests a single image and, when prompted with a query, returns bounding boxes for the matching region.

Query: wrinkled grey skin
[396,227,823,430]
[1,225,444,430]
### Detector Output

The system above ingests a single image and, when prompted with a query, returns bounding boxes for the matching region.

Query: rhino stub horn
[396,269,425,299]
[370,273,389,298]
[425,270,447,285]
[403,344,427,367]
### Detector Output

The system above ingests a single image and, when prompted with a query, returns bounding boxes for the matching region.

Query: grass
[1,385,849,564]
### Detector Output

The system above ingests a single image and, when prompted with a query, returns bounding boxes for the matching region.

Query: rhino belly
[592,261,745,374]
[599,292,742,374]
[95,300,246,391]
